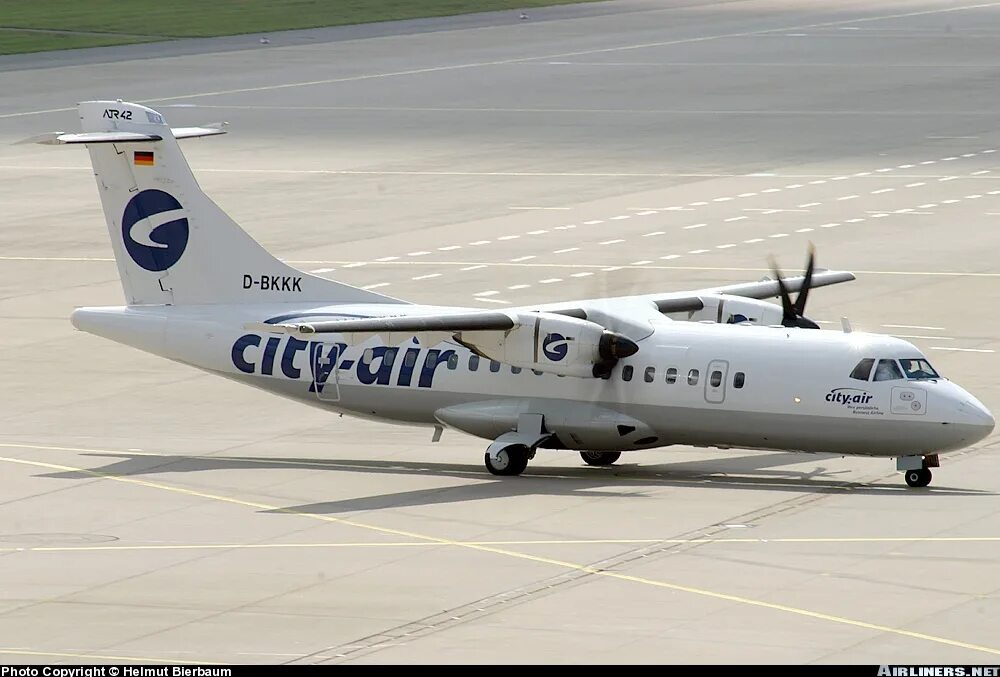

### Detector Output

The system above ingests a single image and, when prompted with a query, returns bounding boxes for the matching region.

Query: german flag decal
[134,150,154,166]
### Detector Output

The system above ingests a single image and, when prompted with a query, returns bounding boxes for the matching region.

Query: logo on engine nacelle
[542,332,570,361]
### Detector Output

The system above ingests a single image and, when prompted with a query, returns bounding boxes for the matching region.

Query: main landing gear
[897,454,939,488]
[485,444,531,476]
[580,451,621,467]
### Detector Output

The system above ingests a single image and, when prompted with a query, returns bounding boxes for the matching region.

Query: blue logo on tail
[542,333,570,361]
[121,189,189,272]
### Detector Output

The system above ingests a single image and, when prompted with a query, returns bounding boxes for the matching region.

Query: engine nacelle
[456,312,638,378]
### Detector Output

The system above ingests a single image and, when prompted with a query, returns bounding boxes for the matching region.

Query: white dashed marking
[438,245,461,251]
[689,249,709,254]
[875,168,893,173]
[769,233,789,238]
[883,324,946,331]
[799,202,821,208]
[309,267,335,274]
[939,176,956,182]
[689,201,708,206]
[716,244,736,249]
[837,195,858,201]
[744,238,764,244]
[713,197,733,202]
[660,254,681,260]
[844,218,865,223]
[854,172,872,177]
[461,265,487,271]
[761,188,781,193]
[905,182,925,188]
[966,194,983,199]
[920,160,935,165]
[820,223,839,228]
[507,284,530,290]
[362,283,390,290]
[610,215,630,220]
[599,239,624,245]
[683,223,707,230]
[475,290,499,296]
[871,188,894,194]
[636,210,658,216]
[631,260,653,265]
[831,176,848,181]
[738,192,757,198]
[795,228,814,233]
[642,231,666,237]
[583,220,603,225]
[724,216,747,222]
[497,235,520,241]
[510,255,536,262]
[407,251,431,256]
[469,240,490,246]
[898,164,914,169]
[941,156,958,161]
[972,170,991,175]
[808,180,826,184]
[412,273,442,280]
[344,262,366,268]
[917,203,938,208]
[941,199,960,204]
[571,272,593,278]
[785,184,804,189]
[527,229,548,235]
[871,213,888,218]
[375,256,399,262]
[961,153,976,158]
[553,247,579,254]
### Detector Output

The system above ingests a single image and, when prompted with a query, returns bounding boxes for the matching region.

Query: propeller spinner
[770,245,820,329]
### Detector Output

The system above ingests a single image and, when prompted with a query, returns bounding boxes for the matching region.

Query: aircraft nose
[956,397,995,439]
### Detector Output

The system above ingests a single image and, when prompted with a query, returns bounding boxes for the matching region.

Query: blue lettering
[397,346,421,386]
[261,336,280,376]
[357,346,399,386]
[231,334,261,374]
[418,348,455,388]
[280,336,309,379]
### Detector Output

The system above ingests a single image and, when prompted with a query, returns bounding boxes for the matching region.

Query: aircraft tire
[485,445,530,476]
[580,451,622,467]
[904,468,932,488]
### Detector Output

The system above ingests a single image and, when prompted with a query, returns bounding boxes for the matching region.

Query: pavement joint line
[1,447,999,657]
[0,648,222,664]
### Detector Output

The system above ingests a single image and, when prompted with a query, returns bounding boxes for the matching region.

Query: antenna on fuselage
[841,317,853,333]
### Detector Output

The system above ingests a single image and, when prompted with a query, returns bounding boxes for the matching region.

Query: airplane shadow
[37,449,994,515]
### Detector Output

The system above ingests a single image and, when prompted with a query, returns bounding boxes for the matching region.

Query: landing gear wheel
[904,468,932,488]
[580,451,622,467]
[485,444,530,476]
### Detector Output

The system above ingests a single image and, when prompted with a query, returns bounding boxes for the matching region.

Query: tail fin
[46,100,400,307]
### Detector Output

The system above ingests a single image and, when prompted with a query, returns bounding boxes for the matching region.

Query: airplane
[26,100,994,489]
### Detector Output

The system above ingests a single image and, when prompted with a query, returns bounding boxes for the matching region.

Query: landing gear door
[705,359,729,404]
[310,342,341,402]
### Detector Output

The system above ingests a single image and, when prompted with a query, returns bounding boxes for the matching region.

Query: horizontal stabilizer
[17,124,227,146]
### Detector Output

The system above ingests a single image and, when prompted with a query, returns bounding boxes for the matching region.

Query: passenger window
[447,353,459,370]
[490,360,501,373]
[873,359,903,382]
[403,351,417,368]
[665,367,677,384]
[687,369,699,386]
[710,370,722,387]
[734,372,745,389]
[644,366,655,383]
[469,355,479,371]
[363,348,374,363]
[850,358,875,381]
[511,366,522,374]
[622,365,633,382]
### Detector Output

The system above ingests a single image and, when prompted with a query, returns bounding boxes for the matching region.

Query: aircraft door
[705,359,729,404]
[310,342,341,402]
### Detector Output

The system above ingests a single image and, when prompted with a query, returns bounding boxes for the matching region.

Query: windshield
[899,358,940,380]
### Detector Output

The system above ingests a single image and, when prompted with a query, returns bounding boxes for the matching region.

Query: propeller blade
[769,256,796,326]
[793,243,816,316]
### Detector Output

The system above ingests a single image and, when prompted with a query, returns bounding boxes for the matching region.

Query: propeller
[770,244,820,329]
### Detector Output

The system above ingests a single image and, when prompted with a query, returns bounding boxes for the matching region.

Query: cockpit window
[873,359,904,382]
[850,358,875,381]
[899,358,939,380]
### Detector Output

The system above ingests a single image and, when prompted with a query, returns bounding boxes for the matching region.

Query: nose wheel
[898,454,938,488]
[904,468,932,488]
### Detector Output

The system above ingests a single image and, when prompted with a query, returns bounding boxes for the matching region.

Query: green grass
[0,0,593,54]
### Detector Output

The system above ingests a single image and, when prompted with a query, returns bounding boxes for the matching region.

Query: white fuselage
[72,302,995,458]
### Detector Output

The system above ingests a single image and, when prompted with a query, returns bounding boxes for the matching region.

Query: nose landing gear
[897,454,939,488]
